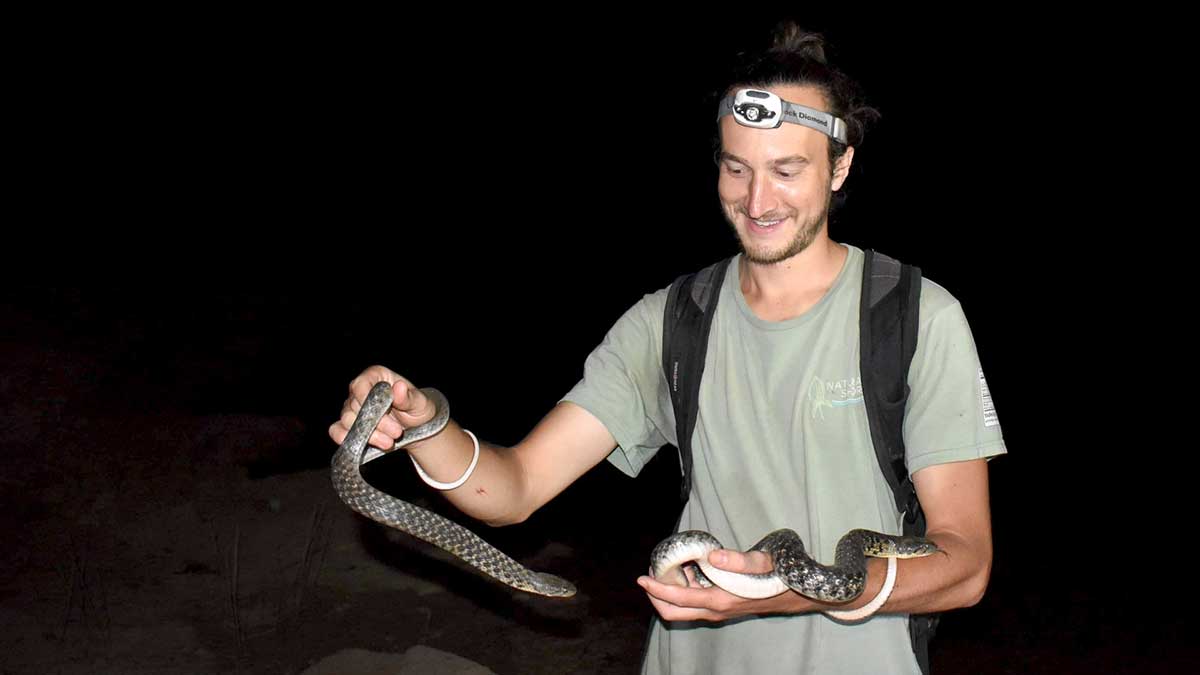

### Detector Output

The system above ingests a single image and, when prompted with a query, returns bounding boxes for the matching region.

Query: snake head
[527,572,577,598]
[895,535,942,558]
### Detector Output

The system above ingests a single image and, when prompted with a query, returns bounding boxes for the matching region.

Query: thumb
[709,549,774,575]
[391,380,436,426]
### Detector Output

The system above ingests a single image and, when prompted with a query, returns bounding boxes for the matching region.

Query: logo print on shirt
[808,376,865,420]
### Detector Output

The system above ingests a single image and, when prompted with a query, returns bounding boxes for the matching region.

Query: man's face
[717,85,853,265]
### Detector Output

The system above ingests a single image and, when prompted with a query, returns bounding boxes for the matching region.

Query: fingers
[348,368,433,426]
[645,593,721,623]
[637,575,734,622]
[343,393,405,440]
[638,548,778,623]
[331,365,418,451]
[348,365,405,404]
[329,397,400,450]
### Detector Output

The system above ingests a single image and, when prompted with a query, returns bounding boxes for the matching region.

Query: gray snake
[650,529,940,620]
[331,381,576,597]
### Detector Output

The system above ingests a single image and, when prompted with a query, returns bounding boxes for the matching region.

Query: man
[330,23,1003,674]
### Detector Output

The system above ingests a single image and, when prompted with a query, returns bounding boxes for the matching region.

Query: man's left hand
[637,548,812,622]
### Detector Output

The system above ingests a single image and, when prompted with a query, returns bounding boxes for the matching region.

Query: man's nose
[745,173,774,219]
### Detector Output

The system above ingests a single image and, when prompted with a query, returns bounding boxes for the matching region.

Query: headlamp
[718,89,848,144]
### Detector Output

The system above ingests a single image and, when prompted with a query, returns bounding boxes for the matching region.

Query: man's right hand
[327,364,618,528]
[328,365,439,452]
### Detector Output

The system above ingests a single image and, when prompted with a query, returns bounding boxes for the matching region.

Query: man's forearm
[773,529,991,616]
[404,420,531,527]
[398,401,617,529]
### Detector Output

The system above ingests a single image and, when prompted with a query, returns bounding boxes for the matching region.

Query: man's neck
[739,238,848,322]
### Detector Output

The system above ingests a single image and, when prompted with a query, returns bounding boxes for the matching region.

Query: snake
[334,382,940,612]
[650,528,941,621]
[331,380,576,597]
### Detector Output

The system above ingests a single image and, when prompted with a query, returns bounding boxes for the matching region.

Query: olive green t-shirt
[562,244,1006,675]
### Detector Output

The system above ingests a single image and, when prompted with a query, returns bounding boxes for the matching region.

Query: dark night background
[1,9,1184,675]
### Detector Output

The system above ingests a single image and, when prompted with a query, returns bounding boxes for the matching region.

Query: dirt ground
[2,292,1193,675]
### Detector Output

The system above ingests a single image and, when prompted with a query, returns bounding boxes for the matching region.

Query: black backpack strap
[662,256,733,504]
[859,249,938,675]
[859,249,922,522]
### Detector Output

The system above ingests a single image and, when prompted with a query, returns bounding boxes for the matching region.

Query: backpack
[661,249,939,675]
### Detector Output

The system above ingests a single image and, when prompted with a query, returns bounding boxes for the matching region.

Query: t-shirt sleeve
[904,280,1007,476]
[560,289,672,477]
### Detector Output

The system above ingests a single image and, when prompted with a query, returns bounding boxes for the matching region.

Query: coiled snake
[332,381,941,613]
[650,529,940,620]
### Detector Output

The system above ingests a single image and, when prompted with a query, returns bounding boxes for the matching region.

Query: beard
[728,184,833,266]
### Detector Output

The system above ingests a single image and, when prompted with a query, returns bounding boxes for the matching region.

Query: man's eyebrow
[770,155,810,166]
[717,152,809,166]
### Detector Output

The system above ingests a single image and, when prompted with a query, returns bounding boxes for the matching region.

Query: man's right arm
[329,366,617,527]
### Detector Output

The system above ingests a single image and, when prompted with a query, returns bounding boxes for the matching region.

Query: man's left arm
[809,457,994,616]
[637,458,993,621]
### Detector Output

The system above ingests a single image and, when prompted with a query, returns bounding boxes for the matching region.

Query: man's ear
[832,146,855,191]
